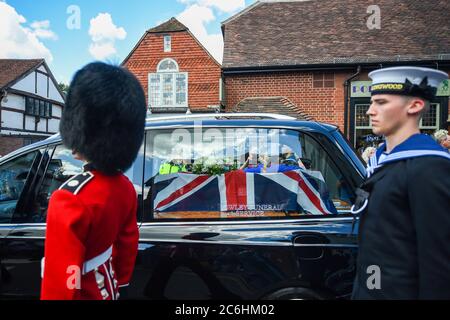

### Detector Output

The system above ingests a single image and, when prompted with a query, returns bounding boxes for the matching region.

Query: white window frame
[164,35,171,53]
[354,104,372,129]
[157,58,179,73]
[149,59,188,109]
[354,103,373,144]
[419,103,440,130]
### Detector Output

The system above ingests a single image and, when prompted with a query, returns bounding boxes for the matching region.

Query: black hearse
[0,113,365,299]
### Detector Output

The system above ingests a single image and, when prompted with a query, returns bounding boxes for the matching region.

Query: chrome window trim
[0,216,355,227]
[145,113,297,122]
[0,236,357,247]
[139,216,355,226]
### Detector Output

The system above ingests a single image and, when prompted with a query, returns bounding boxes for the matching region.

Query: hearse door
[1,144,94,298]
[0,147,50,298]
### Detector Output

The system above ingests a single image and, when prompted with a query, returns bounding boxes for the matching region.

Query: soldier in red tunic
[41,62,146,300]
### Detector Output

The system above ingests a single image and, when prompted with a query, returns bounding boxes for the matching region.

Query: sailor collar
[366,133,450,178]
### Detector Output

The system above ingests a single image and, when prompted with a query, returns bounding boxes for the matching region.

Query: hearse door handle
[293,234,327,245]
[293,234,326,260]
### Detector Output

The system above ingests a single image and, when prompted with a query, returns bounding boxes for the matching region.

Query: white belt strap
[82,246,113,275]
[40,246,113,279]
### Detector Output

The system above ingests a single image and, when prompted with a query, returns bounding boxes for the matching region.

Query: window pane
[176,74,186,105]
[0,151,38,222]
[355,129,382,157]
[149,74,161,107]
[34,99,40,115]
[162,74,173,106]
[324,80,334,88]
[164,36,171,52]
[313,81,323,88]
[45,102,50,117]
[31,145,85,223]
[26,97,33,114]
[355,104,370,127]
[158,59,178,72]
[39,100,45,117]
[123,142,144,222]
[313,73,324,81]
[421,103,438,128]
[143,128,350,221]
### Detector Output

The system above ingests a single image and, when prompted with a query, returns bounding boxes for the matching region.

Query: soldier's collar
[366,133,450,177]
[83,163,97,172]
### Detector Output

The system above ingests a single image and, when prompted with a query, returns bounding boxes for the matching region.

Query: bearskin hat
[60,62,146,175]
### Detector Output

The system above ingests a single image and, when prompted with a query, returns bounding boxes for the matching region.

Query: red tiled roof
[222,0,450,69]
[147,18,188,33]
[233,96,313,120]
[0,59,43,89]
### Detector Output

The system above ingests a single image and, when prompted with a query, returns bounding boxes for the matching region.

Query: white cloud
[0,2,54,62]
[89,42,117,60]
[30,20,58,40]
[178,0,245,13]
[88,13,126,60]
[177,4,224,63]
[30,20,50,29]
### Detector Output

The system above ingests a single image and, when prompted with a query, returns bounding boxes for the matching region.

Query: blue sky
[1,0,257,84]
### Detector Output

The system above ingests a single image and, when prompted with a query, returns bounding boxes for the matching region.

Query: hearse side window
[123,142,145,222]
[28,145,85,223]
[142,128,353,221]
[28,144,145,224]
[0,151,39,223]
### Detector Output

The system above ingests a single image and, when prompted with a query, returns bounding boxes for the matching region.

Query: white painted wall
[37,66,46,73]
[25,115,35,131]
[36,72,48,98]
[49,81,64,103]
[1,110,22,129]
[48,119,59,133]
[11,72,35,93]
[1,93,25,111]
[9,65,64,103]
[37,119,46,132]
[52,105,62,118]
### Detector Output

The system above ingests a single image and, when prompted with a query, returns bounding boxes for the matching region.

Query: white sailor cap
[369,66,448,100]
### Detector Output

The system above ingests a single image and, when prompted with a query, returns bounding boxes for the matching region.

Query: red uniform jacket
[41,169,139,300]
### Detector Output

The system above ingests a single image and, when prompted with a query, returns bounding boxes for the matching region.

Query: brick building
[122,18,222,116]
[0,59,65,156]
[222,0,450,150]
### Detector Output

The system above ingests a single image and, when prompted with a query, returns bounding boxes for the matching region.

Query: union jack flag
[152,170,337,215]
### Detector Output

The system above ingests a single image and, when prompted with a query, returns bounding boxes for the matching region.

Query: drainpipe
[343,65,361,138]
[0,89,5,129]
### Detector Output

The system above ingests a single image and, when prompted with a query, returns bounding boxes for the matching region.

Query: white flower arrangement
[433,129,448,143]
[192,157,238,175]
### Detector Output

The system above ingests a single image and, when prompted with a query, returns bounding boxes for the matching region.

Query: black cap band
[371,77,437,101]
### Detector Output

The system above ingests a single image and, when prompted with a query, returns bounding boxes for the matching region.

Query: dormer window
[164,35,171,52]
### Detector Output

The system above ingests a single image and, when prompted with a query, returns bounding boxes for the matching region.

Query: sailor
[41,62,146,300]
[351,66,450,299]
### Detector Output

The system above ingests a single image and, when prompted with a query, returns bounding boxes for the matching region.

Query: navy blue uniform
[352,134,450,299]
